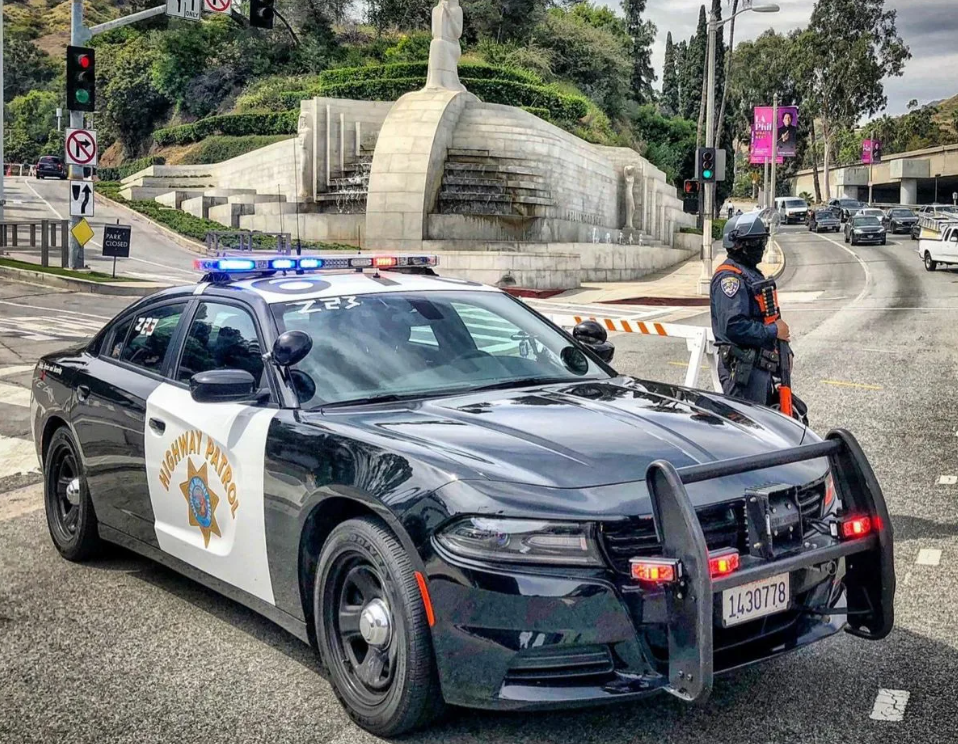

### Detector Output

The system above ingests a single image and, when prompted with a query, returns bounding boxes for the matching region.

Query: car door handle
[76,385,90,402]
[149,418,166,435]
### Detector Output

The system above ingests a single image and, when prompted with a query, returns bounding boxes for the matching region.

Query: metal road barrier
[205,230,294,254]
[549,313,723,393]
[0,220,71,267]
[2,164,33,177]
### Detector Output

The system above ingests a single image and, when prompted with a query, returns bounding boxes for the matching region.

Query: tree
[102,36,171,155]
[3,36,57,103]
[4,91,59,163]
[714,0,735,147]
[675,40,689,117]
[691,5,708,149]
[805,0,910,199]
[623,0,656,104]
[662,32,680,115]
[462,0,548,44]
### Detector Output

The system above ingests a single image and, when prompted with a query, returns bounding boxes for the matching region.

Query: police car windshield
[270,290,610,407]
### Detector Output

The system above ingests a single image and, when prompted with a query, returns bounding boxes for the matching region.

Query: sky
[602,0,958,118]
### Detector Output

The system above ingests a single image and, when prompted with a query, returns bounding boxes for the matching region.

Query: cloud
[599,0,957,117]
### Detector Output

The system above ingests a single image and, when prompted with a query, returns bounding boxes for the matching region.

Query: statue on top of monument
[425,0,466,92]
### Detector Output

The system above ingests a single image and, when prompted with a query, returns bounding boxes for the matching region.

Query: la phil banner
[862,139,883,164]
[750,106,799,164]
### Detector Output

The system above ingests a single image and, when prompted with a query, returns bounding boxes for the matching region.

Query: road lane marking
[870,689,909,722]
[809,232,872,304]
[0,484,43,522]
[916,548,942,566]
[24,179,65,220]
[937,475,957,485]
[0,365,36,378]
[820,380,883,391]
[0,299,110,320]
[0,383,32,408]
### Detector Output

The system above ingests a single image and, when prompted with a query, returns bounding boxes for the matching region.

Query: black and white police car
[32,253,895,735]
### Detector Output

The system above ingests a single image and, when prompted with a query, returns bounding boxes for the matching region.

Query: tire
[43,427,103,562]
[924,252,938,272]
[881,238,887,246]
[314,516,444,736]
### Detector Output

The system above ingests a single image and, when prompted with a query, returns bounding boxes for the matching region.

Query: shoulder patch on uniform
[721,276,741,298]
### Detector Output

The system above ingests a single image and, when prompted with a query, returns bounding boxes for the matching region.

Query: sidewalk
[553,238,786,305]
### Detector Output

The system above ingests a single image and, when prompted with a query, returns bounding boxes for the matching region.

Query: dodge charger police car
[32,253,895,736]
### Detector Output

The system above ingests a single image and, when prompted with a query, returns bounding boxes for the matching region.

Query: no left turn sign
[203,0,231,12]
[65,128,98,167]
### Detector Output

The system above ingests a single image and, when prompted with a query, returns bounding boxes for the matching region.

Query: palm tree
[799,191,814,204]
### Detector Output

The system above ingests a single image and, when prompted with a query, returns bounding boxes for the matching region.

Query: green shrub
[154,112,298,146]
[521,106,551,121]
[236,89,310,113]
[679,218,730,241]
[98,155,167,182]
[180,135,290,164]
[316,61,542,87]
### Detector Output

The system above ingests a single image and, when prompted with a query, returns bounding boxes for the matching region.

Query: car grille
[600,481,826,574]
[504,644,615,685]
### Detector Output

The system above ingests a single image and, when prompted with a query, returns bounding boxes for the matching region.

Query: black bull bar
[645,429,895,703]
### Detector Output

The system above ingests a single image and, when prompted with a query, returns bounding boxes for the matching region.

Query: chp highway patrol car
[32,253,895,736]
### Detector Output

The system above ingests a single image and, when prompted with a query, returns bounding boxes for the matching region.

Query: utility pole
[697,9,718,295]
[1,0,5,222]
[770,93,778,242]
[69,0,85,269]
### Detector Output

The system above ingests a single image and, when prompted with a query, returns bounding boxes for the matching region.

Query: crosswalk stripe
[0,365,35,378]
[0,382,32,408]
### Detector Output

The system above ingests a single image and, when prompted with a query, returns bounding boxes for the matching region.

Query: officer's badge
[721,276,741,298]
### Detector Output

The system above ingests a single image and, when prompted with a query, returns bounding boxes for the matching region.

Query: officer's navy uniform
[710,257,779,404]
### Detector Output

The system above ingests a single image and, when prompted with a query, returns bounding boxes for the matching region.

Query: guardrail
[3,164,33,177]
[548,313,722,393]
[0,220,71,267]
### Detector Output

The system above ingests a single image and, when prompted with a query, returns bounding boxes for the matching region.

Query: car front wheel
[925,252,938,272]
[43,427,103,561]
[315,516,444,736]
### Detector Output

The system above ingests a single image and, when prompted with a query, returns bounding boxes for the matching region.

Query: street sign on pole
[167,0,201,20]
[203,0,231,13]
[103,224,132,258]
[65,128,98,167]
[70,217,95,248]
[70,179,95,218]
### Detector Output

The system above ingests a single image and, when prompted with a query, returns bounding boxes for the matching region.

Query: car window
[853,217,881,226]
[270,290,609,408]
[176,302,264,386]
[116,303,187,372]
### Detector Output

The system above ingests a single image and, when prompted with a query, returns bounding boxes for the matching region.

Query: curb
[94,192,208,255]
[0,265,167,297]
[768,237,787,281]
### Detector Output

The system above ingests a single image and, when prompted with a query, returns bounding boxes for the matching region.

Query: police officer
[710,212,791,405]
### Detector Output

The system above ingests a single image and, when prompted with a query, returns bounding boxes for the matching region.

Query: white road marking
[0,435,39,479]
[0,383,32,408]
[916,548,942,566]
[0,484,43,522]
[0,365,36,378]
[0,299,110,320]
[24,179,65,220]
[937,475,957,485]
[810,232,872,305]
[870,689,910,722]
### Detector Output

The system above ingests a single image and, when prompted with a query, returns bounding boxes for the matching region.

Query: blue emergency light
[193,254,439,275]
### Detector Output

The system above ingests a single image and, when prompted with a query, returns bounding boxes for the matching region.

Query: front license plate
[721,573,790,627]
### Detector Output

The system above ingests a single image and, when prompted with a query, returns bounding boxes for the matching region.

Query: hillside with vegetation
[4,0,725,192]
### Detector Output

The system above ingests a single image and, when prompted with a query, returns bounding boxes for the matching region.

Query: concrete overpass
[791,142,958,205]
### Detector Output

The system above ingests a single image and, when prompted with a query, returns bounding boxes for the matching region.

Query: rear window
[815,210,833,218]
[891,210,914,217]
[785,199,807,208]
[38,157,60,165]
[840,200,862,207]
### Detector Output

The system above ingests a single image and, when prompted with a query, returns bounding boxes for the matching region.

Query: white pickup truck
[916,215,958,271]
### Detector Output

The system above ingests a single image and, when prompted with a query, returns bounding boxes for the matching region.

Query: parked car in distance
[845,214,887,246]
[828,198,865,223]
[885,207,918,234]
[35,156,66,180]
[775,197,809,225]
[856,208,887,221]
[808,209,841,233]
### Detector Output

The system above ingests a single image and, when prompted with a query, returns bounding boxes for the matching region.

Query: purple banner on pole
[862,139,883,164]
[750,106,798,164]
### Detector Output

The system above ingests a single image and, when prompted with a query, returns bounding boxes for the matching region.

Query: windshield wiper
[467,376,590,393]
[320,391,449,409]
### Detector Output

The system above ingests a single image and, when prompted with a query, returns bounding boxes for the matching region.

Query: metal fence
[2,164,33,177]
[205,230,294,254]
[0,220,71,267]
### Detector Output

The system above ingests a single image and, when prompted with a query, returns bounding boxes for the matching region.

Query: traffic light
[697,147,717,182]
[250,0,275,29]
[66,46,95,112]
[684,180,700,194]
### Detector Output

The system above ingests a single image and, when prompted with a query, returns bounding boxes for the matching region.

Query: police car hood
[312,377,823,495]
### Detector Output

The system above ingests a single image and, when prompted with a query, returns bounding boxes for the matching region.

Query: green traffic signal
[703,169,713,180]
[75,90,90,105]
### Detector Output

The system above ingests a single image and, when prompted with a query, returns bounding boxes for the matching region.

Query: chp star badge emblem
[721,276,741,298]
[180,458,222,548]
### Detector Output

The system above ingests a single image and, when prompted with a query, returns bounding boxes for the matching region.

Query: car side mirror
[190,370,256,404]
[573,320,615,364]
[272,330,312,367]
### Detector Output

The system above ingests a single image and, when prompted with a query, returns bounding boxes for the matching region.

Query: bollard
[0,224,6,248]
[11,224,17,248]
[61,221,70,268]
[30,223,36,247]
[41,220,50,267]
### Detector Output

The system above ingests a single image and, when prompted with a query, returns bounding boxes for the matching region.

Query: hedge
[98,156,166,182]
[317,61,541,87]
[180,135,290,165]
[154,112,298,147]
[315,77,588,122]
[236,89,310,113]
[521,106,551,121]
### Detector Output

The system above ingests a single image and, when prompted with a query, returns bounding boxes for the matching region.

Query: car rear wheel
[315,516,443,736]
[43,427,103,562]
[924,252,938,272]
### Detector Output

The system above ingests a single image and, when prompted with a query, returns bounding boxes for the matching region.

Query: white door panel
[145,382,277,604]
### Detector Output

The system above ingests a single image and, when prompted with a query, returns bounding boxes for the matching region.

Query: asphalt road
[2,176,202,284]
[2,225,958,743]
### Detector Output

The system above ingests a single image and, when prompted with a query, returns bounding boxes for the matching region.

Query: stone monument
[425,0,466,92]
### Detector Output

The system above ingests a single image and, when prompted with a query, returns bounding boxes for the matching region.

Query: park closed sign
[102,225,132,258]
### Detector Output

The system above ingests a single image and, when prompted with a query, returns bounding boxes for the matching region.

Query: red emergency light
[708,549,740,577]
[840,516,873,540]
[631,558,680,585]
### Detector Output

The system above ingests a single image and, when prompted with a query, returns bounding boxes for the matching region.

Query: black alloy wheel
[43,428,102,561]
[315,517,443,736]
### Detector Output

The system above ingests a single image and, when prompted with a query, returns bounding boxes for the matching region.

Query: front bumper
[424,431,894,710]
[853,233,885,243]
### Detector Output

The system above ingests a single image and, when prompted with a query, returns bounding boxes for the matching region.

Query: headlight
[854,229,864,234]
[436,517,603,566]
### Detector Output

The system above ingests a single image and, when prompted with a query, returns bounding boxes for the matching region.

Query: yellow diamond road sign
[71,218,95,247]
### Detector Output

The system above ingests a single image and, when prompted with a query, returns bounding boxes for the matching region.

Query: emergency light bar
[193,254,439,274]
